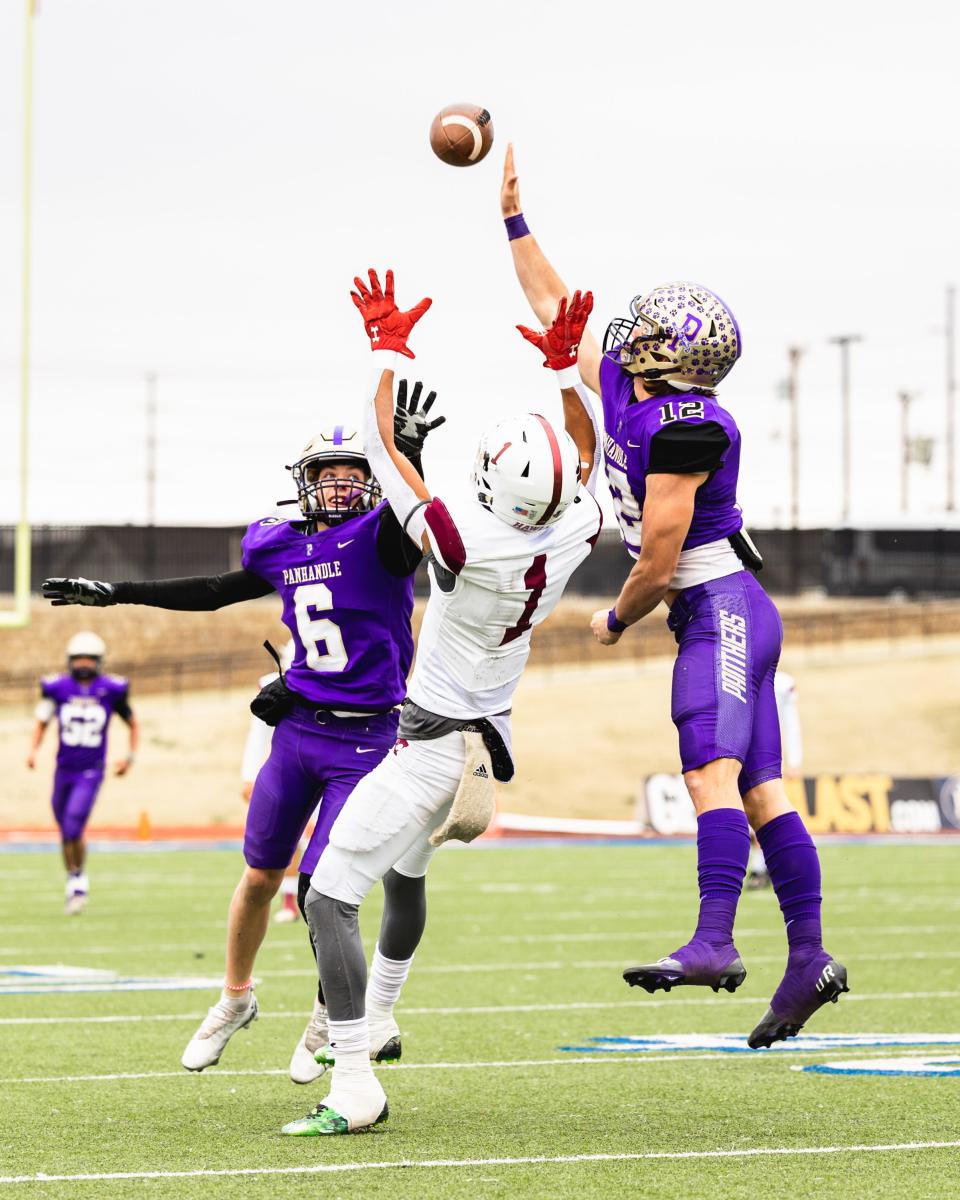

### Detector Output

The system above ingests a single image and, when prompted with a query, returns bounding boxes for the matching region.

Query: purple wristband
[607,609,627,634]
[505,213,530,241]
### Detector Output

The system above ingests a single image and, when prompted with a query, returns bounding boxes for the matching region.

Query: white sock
[749,848,767,873]
[326,1016,383,1122]
[219,987,253,1011]
[367,945,413,1013]
[280,877,297,897]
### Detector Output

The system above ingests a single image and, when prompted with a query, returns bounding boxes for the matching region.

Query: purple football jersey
[241,504,414,711]
[41,673,130,771]
[599,355,743,557]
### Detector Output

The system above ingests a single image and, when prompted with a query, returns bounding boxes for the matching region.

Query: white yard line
[0,989,957,1026]
[2,1141,958,1184]
[0,1054,729,1084]
[0,1045,941,1086]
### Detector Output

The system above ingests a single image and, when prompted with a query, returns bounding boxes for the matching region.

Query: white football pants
[310,732,465,906]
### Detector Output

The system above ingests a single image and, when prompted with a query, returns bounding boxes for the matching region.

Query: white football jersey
[408,484,602,721]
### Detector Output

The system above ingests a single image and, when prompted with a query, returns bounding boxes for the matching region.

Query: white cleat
[289,999,330,1084]
[64,893,86,916]
[181,994,258,1071]
[273,906,299,924]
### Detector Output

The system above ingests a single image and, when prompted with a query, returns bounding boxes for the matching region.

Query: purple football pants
[51,767,104,841]
[244,705,399,874]
[668,571,784,793]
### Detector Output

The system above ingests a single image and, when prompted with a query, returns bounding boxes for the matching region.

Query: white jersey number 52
[293,583,348,673]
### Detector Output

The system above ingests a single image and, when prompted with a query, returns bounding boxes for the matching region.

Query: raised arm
[350,268,434,551]
[517,291,599,490]
[501,145,602,395]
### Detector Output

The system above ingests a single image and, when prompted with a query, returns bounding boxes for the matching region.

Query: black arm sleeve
[376,505,424,578]
[115,692,134,722]
[647,420,730,475]
[111,569,274,611]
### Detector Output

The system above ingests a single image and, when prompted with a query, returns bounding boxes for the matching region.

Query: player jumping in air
[42,389,443,1080]
[27,632,138,914]
[282,269,601,1136]
[500,146,847,1049]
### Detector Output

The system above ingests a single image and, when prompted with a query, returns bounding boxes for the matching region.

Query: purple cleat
[748,954,849,1048]
[623,941,747,995]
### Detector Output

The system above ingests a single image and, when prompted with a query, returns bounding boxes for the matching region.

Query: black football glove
[42,577,116,607]
[394,379,446,458]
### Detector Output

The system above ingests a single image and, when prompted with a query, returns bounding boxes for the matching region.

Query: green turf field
[1,841,958,1198]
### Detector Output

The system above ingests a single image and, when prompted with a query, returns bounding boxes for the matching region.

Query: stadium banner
[639,773,960,836]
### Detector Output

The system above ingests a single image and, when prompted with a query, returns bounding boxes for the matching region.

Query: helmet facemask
[289,456,381,528]
[69,657,101,682]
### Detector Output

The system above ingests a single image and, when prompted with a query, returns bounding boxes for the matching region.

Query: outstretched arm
[350,268,434,551]
[42,570,273,611]
[517,291,599,490]
[502,145,602,395]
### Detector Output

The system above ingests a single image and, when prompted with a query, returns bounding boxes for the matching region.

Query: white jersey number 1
[294,582,348,673]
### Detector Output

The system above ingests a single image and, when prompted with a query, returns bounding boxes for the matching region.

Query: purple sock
[689,808,751,948]
[756,810,823,960]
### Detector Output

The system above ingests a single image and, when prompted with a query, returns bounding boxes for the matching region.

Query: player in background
[239,639,303,921]
[500,146,846,1049]
[26,632,137,915]
[42,389,443,1082]
[282,270,601,1136]
[747,671,803,888]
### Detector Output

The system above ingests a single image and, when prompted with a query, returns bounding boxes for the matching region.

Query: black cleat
[374,1036,401,1064]
[748,958,849,1049]
[623,953,747,995]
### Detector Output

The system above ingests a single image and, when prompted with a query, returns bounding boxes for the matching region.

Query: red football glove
[517,289,594,370]
[350,268,432,359]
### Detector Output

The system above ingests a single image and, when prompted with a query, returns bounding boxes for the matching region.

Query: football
[429,103,494,167]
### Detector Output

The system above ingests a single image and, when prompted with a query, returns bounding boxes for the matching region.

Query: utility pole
[787,347,804,530]
[145,371,158,525]
[145,371,158,579]
[787,346,804,594]
[829,334,862,525]
[899,390,914,515]
[947,286,956,512]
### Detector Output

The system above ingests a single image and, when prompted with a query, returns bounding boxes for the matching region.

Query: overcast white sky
[0,0,957,529]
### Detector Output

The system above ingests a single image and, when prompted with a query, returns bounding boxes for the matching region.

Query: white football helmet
[66,632,106,678]
[66,631,106,660]
[472,414,581,532]
[288,426,381,526]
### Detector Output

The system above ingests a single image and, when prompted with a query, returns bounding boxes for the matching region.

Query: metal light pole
[145,371,158,578]
[899,390,914,515]
[947,286,956,512]
[145,371,158,525]
[787,347,804,530]
[829,334,862,525]
[786,346,804,594]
